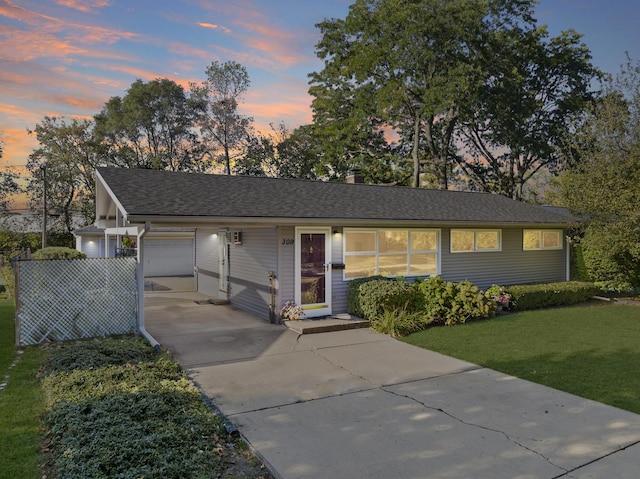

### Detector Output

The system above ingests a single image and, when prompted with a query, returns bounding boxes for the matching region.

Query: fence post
[14,261,21,346]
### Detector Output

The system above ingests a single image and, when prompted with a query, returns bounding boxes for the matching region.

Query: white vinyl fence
[15,258,138,346]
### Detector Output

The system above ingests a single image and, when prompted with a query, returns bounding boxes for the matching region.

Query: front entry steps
[284,315,370,334]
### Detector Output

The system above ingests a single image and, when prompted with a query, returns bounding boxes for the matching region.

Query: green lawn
[0,299,16,374]
[0,299,45,479]
[403,303,640,414]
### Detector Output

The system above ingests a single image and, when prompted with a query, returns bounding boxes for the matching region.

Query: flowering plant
[486,285,512,307]
[279,300,305,321]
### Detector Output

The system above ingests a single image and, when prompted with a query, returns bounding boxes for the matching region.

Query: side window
[523,230,563,250]
[451,229,501,253]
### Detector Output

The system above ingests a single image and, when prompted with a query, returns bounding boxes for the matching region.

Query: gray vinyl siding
[78,236,116,258]
[277,226,295,312]
[331,227,348,314]
[195,228,219,297]
[441,227,566,289]
[228,227,278,321]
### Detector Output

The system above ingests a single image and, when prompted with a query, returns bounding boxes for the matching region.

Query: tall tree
[235,123,322,180]
[94,78,201,171]
[310,0,537,189]
[26,117,100,231]
[0,137,20,214]
[456,27,600,200]
[557,59,640,288]
[190,61,254,175]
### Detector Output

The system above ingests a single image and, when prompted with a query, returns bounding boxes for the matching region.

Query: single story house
[78,167,575,322]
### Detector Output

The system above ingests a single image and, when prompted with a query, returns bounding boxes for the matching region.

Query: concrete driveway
[145,293,640,479]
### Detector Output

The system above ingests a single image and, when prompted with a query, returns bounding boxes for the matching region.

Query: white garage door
[143,238,194,277]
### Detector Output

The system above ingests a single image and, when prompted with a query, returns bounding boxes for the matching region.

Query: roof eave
[124,214,572,229]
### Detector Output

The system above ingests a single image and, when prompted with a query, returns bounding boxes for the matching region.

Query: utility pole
[41,164,47,249]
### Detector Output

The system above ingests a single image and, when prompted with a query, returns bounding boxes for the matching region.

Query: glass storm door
[296,228,332,318]
[218,229,229,299]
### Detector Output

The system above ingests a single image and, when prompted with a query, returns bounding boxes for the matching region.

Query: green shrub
[370,305,432,338]
[40,337,156,377]
[357,278,416,321]
[40,337,227,479]
[414,276,495,326]
[346,275,386,317]
[0,265,14,300]
[508,281,599,311]
[33,246,86,260]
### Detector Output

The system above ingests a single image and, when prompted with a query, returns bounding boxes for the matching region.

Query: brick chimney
[346,169,364,184]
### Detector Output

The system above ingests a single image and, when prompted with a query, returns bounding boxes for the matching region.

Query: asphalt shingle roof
[97,167,573,225]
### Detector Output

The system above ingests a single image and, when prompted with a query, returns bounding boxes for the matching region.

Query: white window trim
[343,228,441,280]
[523,229,564,251]
[450,229,502,253]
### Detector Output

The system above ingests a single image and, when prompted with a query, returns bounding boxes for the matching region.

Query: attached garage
[143,235,195,277]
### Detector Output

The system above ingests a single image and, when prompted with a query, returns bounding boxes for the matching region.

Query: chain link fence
[15,258,138,346]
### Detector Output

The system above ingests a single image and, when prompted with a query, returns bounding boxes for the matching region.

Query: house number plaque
[281,238,294,245]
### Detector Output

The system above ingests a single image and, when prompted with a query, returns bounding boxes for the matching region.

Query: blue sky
[1,0,638,177]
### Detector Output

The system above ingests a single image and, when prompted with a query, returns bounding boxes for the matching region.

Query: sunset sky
[1,0,639,210]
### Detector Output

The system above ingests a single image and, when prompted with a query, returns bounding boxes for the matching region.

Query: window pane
[345,231,376,252]
[451,230,474,252]
[543,231,561,249]
[411,231,437,251]
[379,254,408,276]
[523,231,541,250]
[477,231,499,250]
[409,253,437,275]
[345,255,376,279]
[378,230,408,253]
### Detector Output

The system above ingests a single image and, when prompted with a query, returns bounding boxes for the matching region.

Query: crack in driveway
[381,385,569,474]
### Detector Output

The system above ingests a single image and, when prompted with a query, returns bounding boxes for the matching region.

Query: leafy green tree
[26,117,100,232]
[0,137,20,214]
[235,123,321,179]
[309,0,537,189]
[557,59,640,288]
[94,78,201,171]
[456,27,600,200]
[190,61,254,175]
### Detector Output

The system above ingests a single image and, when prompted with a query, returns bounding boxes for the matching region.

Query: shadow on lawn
[484,348,640,415]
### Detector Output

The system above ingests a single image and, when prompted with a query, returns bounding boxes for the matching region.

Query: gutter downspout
[136,222,161,352]
[565,234,571,282]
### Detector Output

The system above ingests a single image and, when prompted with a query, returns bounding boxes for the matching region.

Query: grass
[0,299,45,479]
[0,298,16,374]
[403,302,640,414]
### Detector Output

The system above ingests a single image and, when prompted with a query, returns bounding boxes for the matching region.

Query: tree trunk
[411,115,421,188]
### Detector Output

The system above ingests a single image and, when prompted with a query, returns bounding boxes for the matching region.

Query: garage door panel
[144,238,194,277]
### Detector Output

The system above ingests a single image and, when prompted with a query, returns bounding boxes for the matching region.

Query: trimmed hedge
[349,275,495,330]
[508,281,599,311]
[357,278,416,321]
[346,275,386,318]
[33,246,86,260]
[40,338,228,479]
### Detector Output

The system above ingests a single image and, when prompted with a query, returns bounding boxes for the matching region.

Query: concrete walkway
[145,293,640,479]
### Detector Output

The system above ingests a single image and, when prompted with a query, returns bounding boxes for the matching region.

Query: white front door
[218,229,229,299]
[295,228,332,318]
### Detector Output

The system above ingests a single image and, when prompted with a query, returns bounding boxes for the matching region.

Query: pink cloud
[0,126,38,167]
[0,1,137,47]
[197,22,232,34]
[167,41,217,64]
[55,0,111,14]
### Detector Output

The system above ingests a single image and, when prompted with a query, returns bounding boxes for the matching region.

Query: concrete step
[284,315,370,334]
